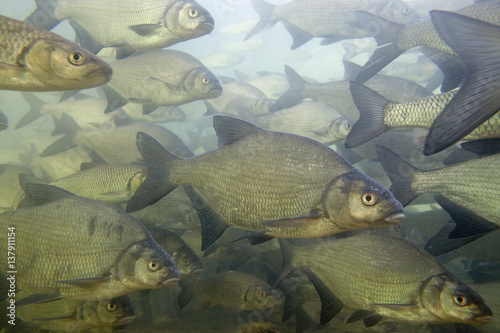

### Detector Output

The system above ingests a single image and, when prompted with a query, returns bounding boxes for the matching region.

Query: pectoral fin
[261,211,323,229]
[57,276,110,287]
[128,24,162,37]
[17,293,62,306]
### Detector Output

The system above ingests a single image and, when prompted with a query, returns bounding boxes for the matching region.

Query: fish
[0,111,7,131]
[244,0,421,50]
[271,63,433,121]
[375,143,500,239]
[25,0,214,59]
[279,230,493,326]
[0,14,111,91]
[346,82,500,148]
[18,163,148,206]
[424,11,500,155]
[177,270,282,311]
[127,115,404,251]
[354,0,500,83]
[200,52,244,69]
[17,296,135,332]
[103,50,222,114]
[0,183,179,303]
[203,77,272,116]
[0,164,33,212]
[235,70,290,100]
[239,101,354,145]
[148,227,203,279]
[41,114,194,164]
[122,105,187,123]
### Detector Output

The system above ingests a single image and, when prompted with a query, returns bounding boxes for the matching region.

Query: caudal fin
[345,81,391,148]
[270,65,306,112]
[425,11,500,155]
[16,93,44,129]
[375,145,419,206]
[244,0,276,41]
[24,0,61,29]
[40,114,81,157]
[353,11,405,83]
[126,132,180,212]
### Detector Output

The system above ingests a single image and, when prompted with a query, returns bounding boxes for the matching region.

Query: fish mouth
[384,212,405,224]
[162,277,180,286]
[208,88,223,98]
[87,66,113,82]
[118,316,136,324]
[201,22,215,32]
[472,315,493,323]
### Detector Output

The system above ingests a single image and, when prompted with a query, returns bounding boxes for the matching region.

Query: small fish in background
[200,52,244,69]
[0,184,179,304]
[0,111,7,131]
[16,295,135,332]
[238,101,354,145]
[0,14,111,91]
[234,70,290,100]
[245,0,421,50]
[279,230,492,327]
[345,82,500,148]
[25,0,215,59]
[121,104,187,124]
[178,270,282,311]
[203,76,272,116]
[0,164,33,212]
[127,116,404,251]
[103,50,222,114]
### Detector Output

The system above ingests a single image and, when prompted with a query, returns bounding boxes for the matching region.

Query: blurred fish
[346,82,500,148]
[424,11,500,155]
[354,0,500,83]
[17,296,135,332]
[200,52,244,69]
[236,70,289,100]
[0,15,111,91]
[0,184,179,303]
[19,163,147,206]
[25,0,214,59]
[178,270,282,311]
[122,105,186,124]
[41,114,194,164]
[127,116,404,251]
[245,0,421,50]
[222,39,266,52]
[203,77,272,116]
[148,227,203,279]
[16,93,120,130]
[0,164,33,212]
[279,231,492,326]
[376,144,500,238]
[240,101,353,144]
[272,63,432,121]
[0,111,7,131]
[104,50,222,114]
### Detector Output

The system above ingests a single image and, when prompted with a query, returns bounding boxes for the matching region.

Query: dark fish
[127,116,404,251]
[0,111,7,131]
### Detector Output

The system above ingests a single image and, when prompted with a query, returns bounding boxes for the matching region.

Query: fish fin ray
[213,115,262,147]
[270,65,306,112]
[244,0,276,41]
[102,85,128,113]
[419,46,466,92]
[17,293,62,306]
[282,21,313,50]
[69,19,103,55]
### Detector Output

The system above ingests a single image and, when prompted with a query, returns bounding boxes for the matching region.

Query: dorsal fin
[213,115,262,147]
[21,184,76,208]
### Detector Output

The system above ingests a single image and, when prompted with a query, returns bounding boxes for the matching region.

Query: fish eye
[107,302,117,312]
[201,77,210,85]
[394,224,401,231]
[362,192,377,206]
[189,8,198,18]
[149,259,161,271]
[183,259,190,266]
[402,7,410,15]
[453,293,468,306]
[345,123,352,131]
[69,51,85,65]
[260,290,266,298]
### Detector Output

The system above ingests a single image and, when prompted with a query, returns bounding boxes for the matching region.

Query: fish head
[84,296,136,327]
[323,171,405,230]
[184,68,222,99]
[114,239,180,290]
[421,274,492,324]
[244,285,283,311]
[379,0,423,25]
[24,39,112,90]
[329,116,353,140]
[165,1,214,38]
[164,106,187,121]
[171,246,204,279]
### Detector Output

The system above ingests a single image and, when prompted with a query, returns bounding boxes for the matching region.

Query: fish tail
[17,173,49,208]
[40,114,81,157]
[244,0,276,41]
[353,11,405,83]
[345,81,391,148]
[270,65,306,112]
[177,279,196,309]
[419,46,466,93]
[126,132,180,213]
[15,93,44,130]
[375,145,419,206]
[24,0,61,30]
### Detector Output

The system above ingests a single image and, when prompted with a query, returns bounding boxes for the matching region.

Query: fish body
[0,165,33,212]
[25,0,214,58]
[282,231,492,325]
[0,184,179,302]
[128,116,404,251]
[105,50,222,113]
[17,296,135,332]
[245,0,420,49]
[0,14,111,91]
[122,105,187,123]
[346,83,500,148]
